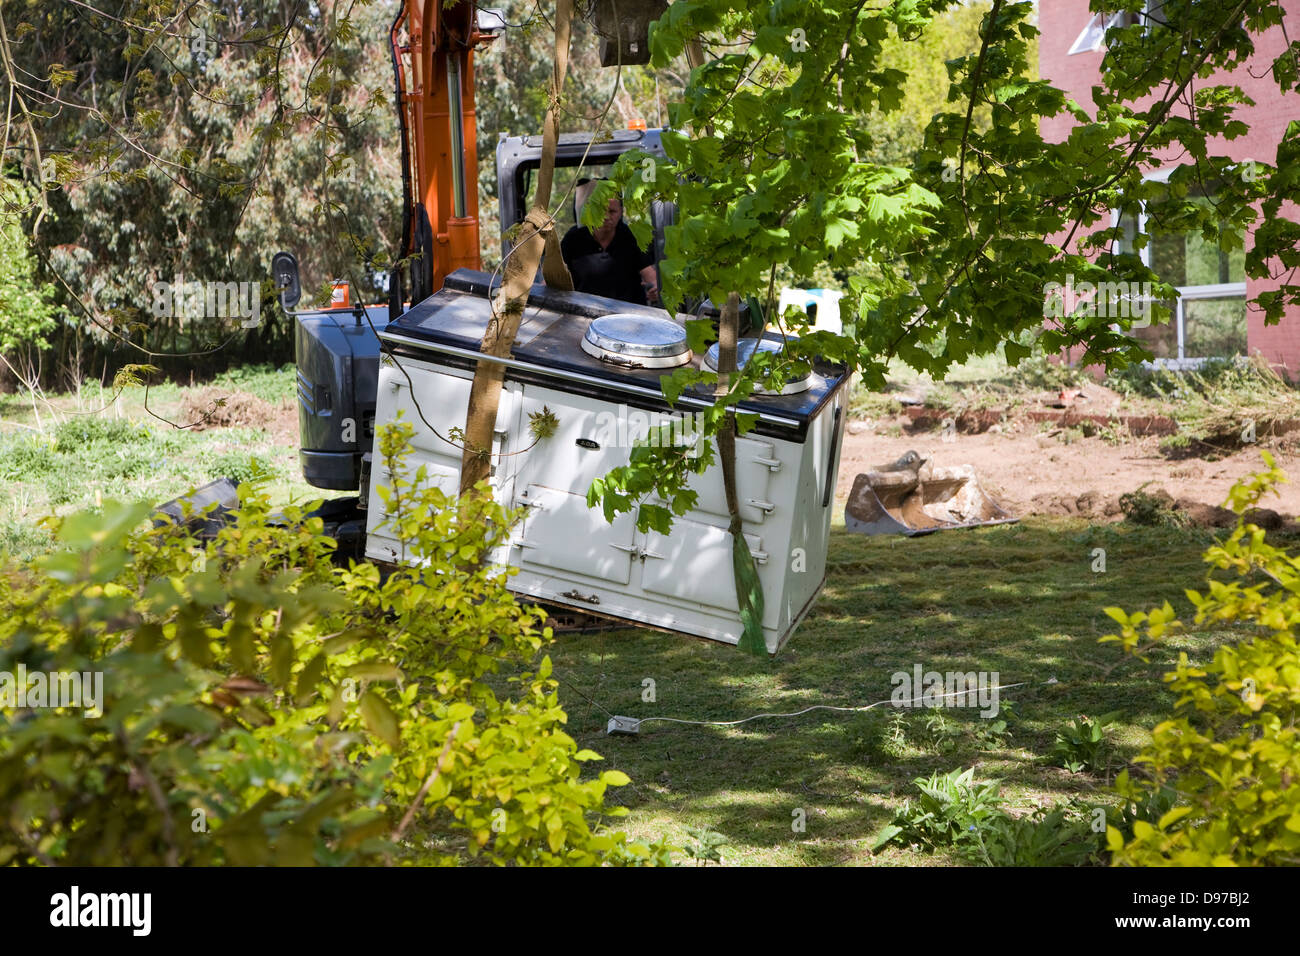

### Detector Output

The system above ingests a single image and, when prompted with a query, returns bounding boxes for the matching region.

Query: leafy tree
[0,177,58,420]
[577,0,1298,648]
[859,0,1021,169]
[2,0,401,382]
[0,180,56,356]
[0,0,680,386]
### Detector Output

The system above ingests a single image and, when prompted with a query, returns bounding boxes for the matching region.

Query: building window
[1068,11,1126,54]
[1114,181,1248,366]
[1069,2,1169,54]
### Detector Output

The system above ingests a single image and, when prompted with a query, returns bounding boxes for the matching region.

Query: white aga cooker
[365,269,849,654]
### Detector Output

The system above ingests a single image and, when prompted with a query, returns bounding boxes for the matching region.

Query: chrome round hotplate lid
[704,338,812,395]
[581,314,692,369]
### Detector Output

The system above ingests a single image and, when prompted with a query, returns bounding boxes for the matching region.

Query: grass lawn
[542,518,1250,865]
[0,364,319,558]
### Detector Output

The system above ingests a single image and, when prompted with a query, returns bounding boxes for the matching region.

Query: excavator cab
[495,128,675,288]
[293,0,678,496]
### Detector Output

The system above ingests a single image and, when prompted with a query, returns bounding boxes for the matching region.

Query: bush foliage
[0,421,665,866]
[1102,452,1300,865]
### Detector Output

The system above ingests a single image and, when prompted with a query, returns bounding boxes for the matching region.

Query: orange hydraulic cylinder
[408,3,484,294]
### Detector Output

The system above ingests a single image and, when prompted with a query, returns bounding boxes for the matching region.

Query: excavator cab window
[519,163,615,238]
[494,129,675,296]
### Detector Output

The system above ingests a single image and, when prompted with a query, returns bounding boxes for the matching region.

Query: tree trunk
[458,0,575,493]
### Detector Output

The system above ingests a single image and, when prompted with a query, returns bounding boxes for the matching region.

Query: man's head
[598,196,623,231]
[575,178,622,232]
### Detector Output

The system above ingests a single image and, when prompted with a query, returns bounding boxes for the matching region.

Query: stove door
[512,388,645,495]
[381,362,515,486]
[514,484,637,585]
[640,519,768,615]
[683,436,780,524]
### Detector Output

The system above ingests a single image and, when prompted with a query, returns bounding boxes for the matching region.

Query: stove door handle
[746,498,776,514]
[822,403,843,509]
[752,456,782,471]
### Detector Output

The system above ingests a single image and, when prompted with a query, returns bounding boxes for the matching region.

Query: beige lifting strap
[537,209,574,291]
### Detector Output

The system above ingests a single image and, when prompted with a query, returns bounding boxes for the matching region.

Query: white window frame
[1111,166,1248,367]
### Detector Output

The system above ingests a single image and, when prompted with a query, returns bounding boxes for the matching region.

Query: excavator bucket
[845,458,1017,536]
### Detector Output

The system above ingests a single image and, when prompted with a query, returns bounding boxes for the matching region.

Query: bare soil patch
[838,412,1300,525]
[178,387,275,431]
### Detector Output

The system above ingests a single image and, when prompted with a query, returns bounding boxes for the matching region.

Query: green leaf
[528,405,559,442]
[295,653,326,706]
[347,662,403,682]
[1004,340,1031,365]
[359,691,401,749]
[1158,806,1194,830]
[870,824,903,851]
[732,532,767,656]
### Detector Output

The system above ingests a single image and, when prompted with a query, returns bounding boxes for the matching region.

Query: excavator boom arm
[391,0,498,308]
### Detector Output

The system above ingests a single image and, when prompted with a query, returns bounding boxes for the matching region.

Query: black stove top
[384,269,848,434]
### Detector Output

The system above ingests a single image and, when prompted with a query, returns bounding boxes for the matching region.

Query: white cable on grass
[633,678,1058,731]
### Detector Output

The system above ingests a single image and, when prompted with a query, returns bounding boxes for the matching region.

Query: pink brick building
[1039,1,1300,375]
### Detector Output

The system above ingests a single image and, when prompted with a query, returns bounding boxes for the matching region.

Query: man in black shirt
[559,184,659,306]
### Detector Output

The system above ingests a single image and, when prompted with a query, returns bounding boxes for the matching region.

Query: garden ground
[0,360,1294,863]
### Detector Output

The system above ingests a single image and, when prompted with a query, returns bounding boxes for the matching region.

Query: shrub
[1109,356,1298,448]
[0,435,58,482]
[1008,350,1089,392]
[204,449,279,484]
[873,768,1104,865]
[1050,712,1121,774]
[52,416,146,447]
[1101,451,1300,865]
[1119,485,1187,528]
[682,827,729,865]
[871,767,1005,852]
[969,805,1104,867]
[0,419,664,866]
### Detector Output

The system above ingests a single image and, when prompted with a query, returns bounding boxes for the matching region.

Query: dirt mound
[903,406,1005,435]
[1029,489,1122,518]
[1116,484,1289,529]
[836,419,1300,527]
[177,387,274,431]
